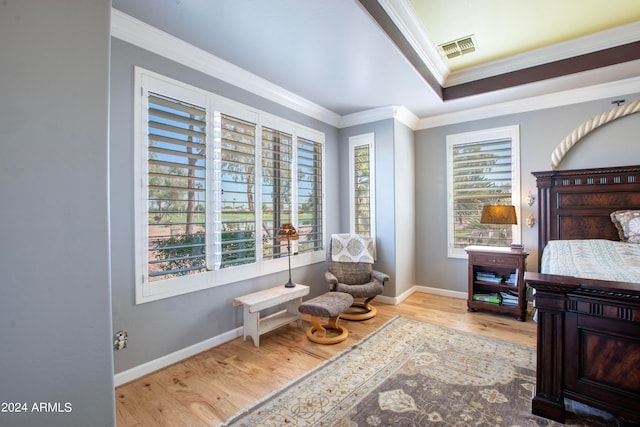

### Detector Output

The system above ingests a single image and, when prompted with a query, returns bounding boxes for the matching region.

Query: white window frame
[348,133,376,242]
[446,125,521,259]
[134,68,325,303]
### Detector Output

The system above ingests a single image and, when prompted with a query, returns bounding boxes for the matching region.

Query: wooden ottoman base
[340,296,378,321]
[299,292,354,345]
[307,316,348,344]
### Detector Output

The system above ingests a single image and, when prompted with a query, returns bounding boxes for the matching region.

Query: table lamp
[276,223,299,287]
[480,205,522,249]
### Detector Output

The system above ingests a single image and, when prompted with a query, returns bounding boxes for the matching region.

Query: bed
[525,165,640,424]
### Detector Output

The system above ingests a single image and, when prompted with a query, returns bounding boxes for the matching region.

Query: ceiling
[410,0,640,71]
[111,0,640,120]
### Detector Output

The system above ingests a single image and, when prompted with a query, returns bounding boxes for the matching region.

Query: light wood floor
[115,292,537,426]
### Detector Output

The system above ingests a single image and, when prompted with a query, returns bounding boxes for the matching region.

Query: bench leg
[243,306,260,347]
[286,297,303,328]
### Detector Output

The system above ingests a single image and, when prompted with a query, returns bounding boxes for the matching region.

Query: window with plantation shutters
[297,136,323,253]
[261,127,293,260]
[353,145,372,235]
[135,68,326,303]
[349,133,376,239]
[147,92,208,281]
[446,125,521,258]
[217,113,257,268]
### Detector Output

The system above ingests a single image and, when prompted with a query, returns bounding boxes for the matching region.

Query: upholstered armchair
[325,234,389,320]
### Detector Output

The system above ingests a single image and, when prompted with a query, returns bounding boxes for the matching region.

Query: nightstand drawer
[471,254,519,269]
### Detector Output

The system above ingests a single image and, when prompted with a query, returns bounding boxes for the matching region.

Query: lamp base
[284,280,296,288]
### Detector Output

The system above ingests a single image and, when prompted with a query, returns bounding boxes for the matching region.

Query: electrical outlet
[114,331,128,350]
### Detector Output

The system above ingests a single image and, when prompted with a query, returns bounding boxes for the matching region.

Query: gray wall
[0,1,115,426]
[110,39,340,374]
[393,121,416,297]
[415,94,640,294]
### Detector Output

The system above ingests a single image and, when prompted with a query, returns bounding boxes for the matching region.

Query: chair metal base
[306,315,349,344]
[340,297,378,321]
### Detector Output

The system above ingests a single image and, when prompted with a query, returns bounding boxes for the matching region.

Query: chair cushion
[335,281,384,299]
[299,292,354,317]
[328,261,371,285]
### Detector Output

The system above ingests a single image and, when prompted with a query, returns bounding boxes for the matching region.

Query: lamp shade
[276,223,299,241]
[480,205,517,225]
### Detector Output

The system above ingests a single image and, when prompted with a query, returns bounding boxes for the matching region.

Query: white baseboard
[377,286,415,305]
[378,285,467,306]
[415,285,467,300]
[114,326,243,387]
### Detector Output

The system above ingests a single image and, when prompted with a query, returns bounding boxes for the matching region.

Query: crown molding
[110,9,341,127]
[339,105,419,129]
[341,71,640,131]
[376,0,449,84]
[417,74,640,130]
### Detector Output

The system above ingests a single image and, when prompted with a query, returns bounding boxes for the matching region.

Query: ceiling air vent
[439,35,477,59]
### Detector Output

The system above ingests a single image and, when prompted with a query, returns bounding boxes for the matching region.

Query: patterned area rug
[221,316,632,426]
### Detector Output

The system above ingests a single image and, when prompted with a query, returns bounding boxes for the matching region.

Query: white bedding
[541,239,640,283]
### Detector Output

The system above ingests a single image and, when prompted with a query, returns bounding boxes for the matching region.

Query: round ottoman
[298,292,354,344]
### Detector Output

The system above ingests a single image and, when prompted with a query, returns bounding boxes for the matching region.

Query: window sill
[135,250,326,304]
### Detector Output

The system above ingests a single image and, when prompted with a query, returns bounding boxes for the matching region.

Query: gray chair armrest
[325,271,338,291]
[371,270,389,283]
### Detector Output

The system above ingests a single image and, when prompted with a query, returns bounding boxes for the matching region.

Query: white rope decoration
[551,99,640,169]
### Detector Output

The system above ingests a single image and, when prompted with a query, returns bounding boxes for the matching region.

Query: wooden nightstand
[464,246,529,321]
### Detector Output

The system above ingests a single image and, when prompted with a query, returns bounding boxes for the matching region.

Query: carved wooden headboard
[532,165,640,267]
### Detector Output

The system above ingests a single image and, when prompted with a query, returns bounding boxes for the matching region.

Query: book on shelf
[499,291,519,306]
[476,271,496,278]
[475,272,503,283]
[476,277,503,284]
[472,293,501,304]
[504,269,519,286]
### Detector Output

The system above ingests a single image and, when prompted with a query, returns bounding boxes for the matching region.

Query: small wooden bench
[233,284,309,347]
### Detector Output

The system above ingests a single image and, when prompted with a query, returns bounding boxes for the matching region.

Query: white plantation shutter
[147,92,207,281]
[353,144,372,236]
[349,133,376,240]
[297,136,323,253]
[447,126,520,257]
[218,113,257,268]
[261,127,293,260]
